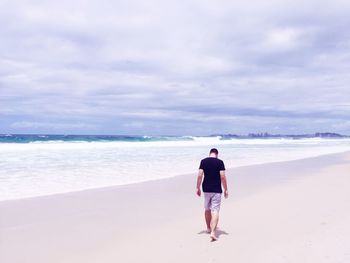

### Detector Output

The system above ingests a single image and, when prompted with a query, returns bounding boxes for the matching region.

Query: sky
[1,0,350,136]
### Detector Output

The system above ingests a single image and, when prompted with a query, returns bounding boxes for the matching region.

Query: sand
[1,151,350,263]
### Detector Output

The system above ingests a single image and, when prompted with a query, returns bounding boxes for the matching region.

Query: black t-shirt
[199,157,226,193]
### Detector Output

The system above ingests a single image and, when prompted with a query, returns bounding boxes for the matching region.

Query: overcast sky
[1,0,350,135]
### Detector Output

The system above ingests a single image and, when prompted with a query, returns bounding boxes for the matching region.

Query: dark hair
[209,148,218,155]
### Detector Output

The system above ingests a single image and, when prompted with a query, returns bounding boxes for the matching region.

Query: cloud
[1,0,350,135]
[10,121,96,130]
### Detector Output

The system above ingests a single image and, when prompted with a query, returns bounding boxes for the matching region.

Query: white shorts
[204,192,222,213]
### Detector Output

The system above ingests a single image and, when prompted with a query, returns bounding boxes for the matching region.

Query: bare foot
[206,228,211,234]
[210,232,217,241]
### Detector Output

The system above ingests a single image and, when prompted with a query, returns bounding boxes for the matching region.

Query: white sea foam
[1,138,350,201]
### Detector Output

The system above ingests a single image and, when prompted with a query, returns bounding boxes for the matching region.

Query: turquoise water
[0,134,194,143]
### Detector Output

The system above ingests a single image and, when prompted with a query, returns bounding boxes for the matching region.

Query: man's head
[209,148,219,157]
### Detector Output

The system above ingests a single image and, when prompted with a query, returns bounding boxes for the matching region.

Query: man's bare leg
[210,211,219,241]
[205,209,211,233]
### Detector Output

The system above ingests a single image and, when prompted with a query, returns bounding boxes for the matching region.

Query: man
[196,148,228,241]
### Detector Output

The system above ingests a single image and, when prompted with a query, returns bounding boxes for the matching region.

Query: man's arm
[196,169,204,196]
[220,170,229,198]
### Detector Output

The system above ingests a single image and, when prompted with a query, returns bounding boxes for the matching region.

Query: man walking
[196,148,228,241]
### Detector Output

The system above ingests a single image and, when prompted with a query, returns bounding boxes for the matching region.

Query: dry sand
[1,151,350,263]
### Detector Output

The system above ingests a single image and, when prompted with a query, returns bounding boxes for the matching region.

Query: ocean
[1,134,350,201]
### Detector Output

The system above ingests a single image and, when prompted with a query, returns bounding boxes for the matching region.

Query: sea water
[1,134,350,201]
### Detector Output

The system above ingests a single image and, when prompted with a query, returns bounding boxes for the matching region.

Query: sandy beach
[1,151,350,263]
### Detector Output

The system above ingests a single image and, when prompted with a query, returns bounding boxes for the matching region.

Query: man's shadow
[197,228,229,239]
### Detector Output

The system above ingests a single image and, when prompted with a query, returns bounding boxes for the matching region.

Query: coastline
[1,151,350,262]
[1,149,349,203]
[2,137,350,201]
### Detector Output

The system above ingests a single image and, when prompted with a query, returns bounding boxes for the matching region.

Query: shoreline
[1,150,350,262]
[1,149,349,203]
